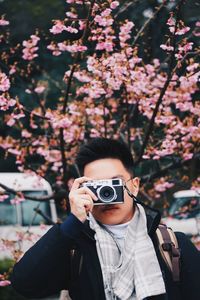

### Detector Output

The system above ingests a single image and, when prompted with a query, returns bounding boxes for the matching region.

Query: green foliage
[0,258,14,272]
[0,259,27,300]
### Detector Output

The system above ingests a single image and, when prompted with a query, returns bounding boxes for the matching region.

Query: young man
[11,138,200,300]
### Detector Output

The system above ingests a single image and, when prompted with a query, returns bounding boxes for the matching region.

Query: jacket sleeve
[11,213,85,299]
[176,232,200,300]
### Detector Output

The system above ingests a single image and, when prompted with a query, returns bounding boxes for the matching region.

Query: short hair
[76,138,134,176]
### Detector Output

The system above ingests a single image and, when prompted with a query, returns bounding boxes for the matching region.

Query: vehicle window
[0,191,51,226]
[169,197,200,219]
[0,196,18,225]
[21,191,51,226]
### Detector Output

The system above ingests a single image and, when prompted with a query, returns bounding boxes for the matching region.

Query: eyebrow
[111,175,125,180]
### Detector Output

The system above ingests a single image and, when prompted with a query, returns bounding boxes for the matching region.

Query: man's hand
[69,177,98,222]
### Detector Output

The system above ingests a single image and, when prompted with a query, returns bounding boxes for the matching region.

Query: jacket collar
[144,205,161,236]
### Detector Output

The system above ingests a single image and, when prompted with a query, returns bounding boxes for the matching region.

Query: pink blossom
[94,15,113,27]
[40,224,47,230]
[73,71,91,83]
[78,20,86,30]
[46,150,61,163]
[110,1,120,9]
[96,41,114,52]
[57,42,69,51]
[22,47,39,60]
[47,43,61,56]
[86,107,108,116]
[22,35,40,60]
[175,26,190,35]
[169,26,175,34]
[167,16,175,27]
[101,9,112,17]
[10,196,25,204]
[0,195,9,202]
[142,154,150,159]
[58,43,87,53]
[0,95,16,111]
[15,112,25,120]
[183,153,193,161]
[153,155,160,160]
[34,86,46,94]
[155,181,174,193]
[65,26,78,34]
[193,31,200,37]
[119,21,134,46]
[66,12,78,18]
[7,149,21,156]
[175,53,183,60]
[0,280,11,287]
[178,42,193,53]
[66,0,84,3]
[129,57,142,68]
[50,20,67,34]
[37,148,48,157]
[90,128,101,138]
[23,34,40,47]
[9,65,17,75]
[45,112,73,129]
[160,44,174,51]
[186,63,199,72]
[25,89,32,94]
[0,19,9,26]
[21,130,32,138]
[30,121,38,129]
[0,72,10,92]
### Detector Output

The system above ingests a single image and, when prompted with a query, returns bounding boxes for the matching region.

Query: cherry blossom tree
[0,0,200,285]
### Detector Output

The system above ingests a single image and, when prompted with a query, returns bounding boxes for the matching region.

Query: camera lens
[97,186,116,203]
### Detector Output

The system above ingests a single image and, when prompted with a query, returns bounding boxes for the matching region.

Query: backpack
[156,224,180,282]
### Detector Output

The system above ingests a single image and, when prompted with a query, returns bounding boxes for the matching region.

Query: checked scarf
[89,204,166,300]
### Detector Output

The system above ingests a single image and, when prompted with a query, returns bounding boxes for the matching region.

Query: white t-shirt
[103,221,131,249]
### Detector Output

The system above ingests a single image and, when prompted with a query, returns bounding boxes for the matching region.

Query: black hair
[75,138,134,176]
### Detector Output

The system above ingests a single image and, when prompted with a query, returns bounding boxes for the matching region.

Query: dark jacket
[11,209,200,300]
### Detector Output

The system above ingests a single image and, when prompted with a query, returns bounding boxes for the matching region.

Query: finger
[82,199,94,212]
[79,194,93,203]
[70,177,92,191]
[76,187,98,200]
[69,193,93,208]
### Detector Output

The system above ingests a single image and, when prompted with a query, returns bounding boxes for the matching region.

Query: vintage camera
[82,178,124,205]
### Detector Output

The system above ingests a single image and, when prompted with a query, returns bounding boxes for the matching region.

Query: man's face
[84,158,139,225]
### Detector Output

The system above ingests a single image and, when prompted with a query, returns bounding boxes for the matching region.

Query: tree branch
[0,182,55,201]
[132,0,168,47]
[135,0,185,165]
[60,0,96,184]
[141,153,200,183]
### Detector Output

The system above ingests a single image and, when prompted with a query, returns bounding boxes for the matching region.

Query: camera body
[82,178,124,205]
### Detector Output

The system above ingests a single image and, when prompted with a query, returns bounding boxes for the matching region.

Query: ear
[131,177,140,196]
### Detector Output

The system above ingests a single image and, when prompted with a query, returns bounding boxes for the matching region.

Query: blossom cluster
[0,71,10,92]
[0,0,199,205]
[22,34,40,60]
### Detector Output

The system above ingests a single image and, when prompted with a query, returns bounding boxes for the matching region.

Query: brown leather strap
[158,224,180,282]
[171,243,180,282]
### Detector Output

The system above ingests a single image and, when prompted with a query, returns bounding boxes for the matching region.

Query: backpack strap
[156,224,180,282]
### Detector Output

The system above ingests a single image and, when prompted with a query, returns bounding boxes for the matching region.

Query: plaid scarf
[89,204,166,300]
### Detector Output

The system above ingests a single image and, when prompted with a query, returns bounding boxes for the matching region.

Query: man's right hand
[69,177,98,222]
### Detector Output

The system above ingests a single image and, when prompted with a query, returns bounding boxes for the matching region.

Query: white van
[163,189,200,236]
[0,172,57,259]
